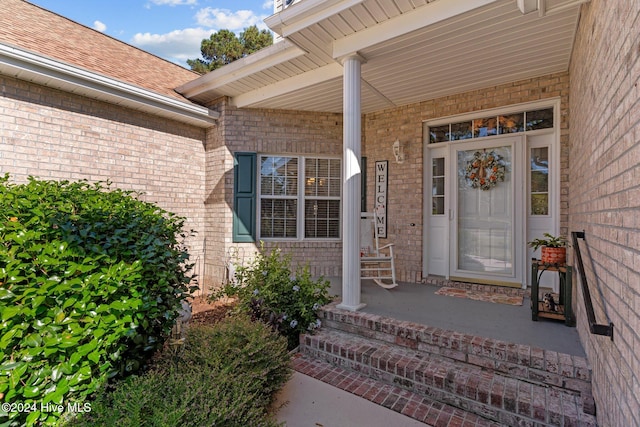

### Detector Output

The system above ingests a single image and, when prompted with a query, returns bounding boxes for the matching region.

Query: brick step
[300,328,597,426]
[318,302,595,415]
[292,353,503,427]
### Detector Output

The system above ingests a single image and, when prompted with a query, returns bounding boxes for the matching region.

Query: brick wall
[0,75,207,288]
[1,72,572,296]
[211,74,569,286]
[568,1,640,426]
[203,100,344,289]
[364,73,570,282]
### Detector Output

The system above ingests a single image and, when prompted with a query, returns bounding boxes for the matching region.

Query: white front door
[424,103,560,288]
[450,137,524,286]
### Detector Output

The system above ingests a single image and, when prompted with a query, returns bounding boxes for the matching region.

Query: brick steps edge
[300,328,597,427]
[291,353,503,427]
[318,302,595,416]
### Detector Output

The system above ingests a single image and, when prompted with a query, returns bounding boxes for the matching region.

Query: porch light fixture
[392,139,404,163]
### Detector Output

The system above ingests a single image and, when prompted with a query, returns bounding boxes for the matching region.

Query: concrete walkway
[274,371,428,426]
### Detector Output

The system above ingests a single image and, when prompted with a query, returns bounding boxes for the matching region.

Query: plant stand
[530,259,574,326]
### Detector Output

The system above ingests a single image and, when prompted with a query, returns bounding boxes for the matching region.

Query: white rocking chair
[360,212,398,289]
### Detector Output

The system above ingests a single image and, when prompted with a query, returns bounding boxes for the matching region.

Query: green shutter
[233,152,257,242]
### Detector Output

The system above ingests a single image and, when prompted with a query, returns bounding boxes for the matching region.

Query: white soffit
[331,0,499,60]
[231,63,343,108]
[176,39,307,102]
[185,0,585,114]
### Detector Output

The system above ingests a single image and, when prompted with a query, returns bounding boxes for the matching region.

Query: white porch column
[337,54,365,311]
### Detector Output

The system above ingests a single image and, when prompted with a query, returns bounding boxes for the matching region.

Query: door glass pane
[457,146,512,275]
[429,125,449,143]
[432,157,445,176]
[526,108,554,130]
[432,157,445,215]
[530,147,549,215]
[499,113,524,134]
[473,117,497,138]
[450,121,472,140]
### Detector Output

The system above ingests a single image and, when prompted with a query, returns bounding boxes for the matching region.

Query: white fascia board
[332,0,501,59]
[176,40,307,98]
[231,62,343,108]
[265,0,365,37]
[0,43,217,127]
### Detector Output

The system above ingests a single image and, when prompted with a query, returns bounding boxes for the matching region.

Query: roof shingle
[0,0,201,102]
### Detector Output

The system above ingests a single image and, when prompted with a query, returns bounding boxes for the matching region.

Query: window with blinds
[259,155,341,239]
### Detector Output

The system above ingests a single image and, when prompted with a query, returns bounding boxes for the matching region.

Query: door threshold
[424,276,528,297]
[448,276,522,289]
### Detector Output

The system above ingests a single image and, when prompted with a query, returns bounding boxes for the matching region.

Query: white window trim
[257,154,342,241]
[423,98,560,146]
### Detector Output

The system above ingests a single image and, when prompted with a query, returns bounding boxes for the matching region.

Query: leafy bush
[215,245,333,349]
[0,175,197,426]
[71,316,290,427]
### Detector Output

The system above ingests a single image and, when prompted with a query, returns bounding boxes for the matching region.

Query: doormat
[435,287,523,306]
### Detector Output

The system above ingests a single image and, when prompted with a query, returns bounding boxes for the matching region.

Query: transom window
[427,108,553,144]
[259,155,341,240]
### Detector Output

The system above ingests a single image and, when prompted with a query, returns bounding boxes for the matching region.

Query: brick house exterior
[0,0,212,269]
[1,0,639,424]
[568,2,640,426]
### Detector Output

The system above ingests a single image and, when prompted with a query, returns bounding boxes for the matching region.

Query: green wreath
[465,150,506,190]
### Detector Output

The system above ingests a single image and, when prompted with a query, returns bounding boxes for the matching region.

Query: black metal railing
[571,231,614,341]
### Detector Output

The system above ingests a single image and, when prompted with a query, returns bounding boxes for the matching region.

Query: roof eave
[0,43,218,128]
[264,0,365,37]
[175,39,307,101]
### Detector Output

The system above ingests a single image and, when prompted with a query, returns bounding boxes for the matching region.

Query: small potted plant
[528,232,568,264]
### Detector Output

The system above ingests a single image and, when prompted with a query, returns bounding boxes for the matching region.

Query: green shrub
[215,245,333,349]
[71,317,290,427]
[172,314,292,405]
[0,175,197,426]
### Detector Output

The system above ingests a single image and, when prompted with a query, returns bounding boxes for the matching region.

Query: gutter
[265,0,364,37]
[0,43,218,128]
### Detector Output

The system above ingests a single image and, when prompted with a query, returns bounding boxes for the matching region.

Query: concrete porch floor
[325,278,585,358]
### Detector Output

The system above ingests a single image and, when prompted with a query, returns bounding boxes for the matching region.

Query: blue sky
[28,0,273,67]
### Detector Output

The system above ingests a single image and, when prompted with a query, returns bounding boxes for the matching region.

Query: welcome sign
[374,160,388,238]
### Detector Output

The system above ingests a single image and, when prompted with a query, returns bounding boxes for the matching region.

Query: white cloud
[262,0,274,10]
[195,8,268,32]
[131,27,214,66]
[148,0,198,5]
[93,20,107,33]
[130,6,272,68]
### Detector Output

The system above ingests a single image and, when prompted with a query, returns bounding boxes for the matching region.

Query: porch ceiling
[177,0,584,114]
